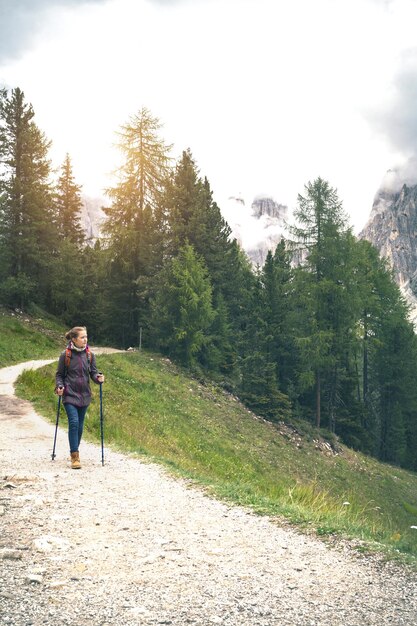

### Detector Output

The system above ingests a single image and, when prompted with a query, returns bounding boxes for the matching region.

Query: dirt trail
[0,355,416,626]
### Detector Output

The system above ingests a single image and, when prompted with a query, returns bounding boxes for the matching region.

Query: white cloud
[0,0,107,60]
[0,0,416,235]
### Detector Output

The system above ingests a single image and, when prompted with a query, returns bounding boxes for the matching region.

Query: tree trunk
[354,353,361,403]
[316,370,321,429]
[329,366,337,433]
[363,311,368,405]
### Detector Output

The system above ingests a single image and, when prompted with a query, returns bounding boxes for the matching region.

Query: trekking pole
[99,376,104,466]
[51,388,63,461]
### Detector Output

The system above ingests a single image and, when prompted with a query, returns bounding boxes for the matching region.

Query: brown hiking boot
[70,451,81,469]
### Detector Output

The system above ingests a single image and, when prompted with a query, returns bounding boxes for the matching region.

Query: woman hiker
[55,326,105,469]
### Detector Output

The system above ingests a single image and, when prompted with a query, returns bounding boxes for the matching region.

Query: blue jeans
[64,404,88,453]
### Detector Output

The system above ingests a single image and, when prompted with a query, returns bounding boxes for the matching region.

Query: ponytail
[65,326,87,342]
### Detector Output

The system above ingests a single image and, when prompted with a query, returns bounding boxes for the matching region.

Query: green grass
[14,350,417,566]
[0,307,64,366]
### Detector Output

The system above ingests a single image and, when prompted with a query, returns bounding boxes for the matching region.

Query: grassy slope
[0,307,64,367]
[13,347,417,565]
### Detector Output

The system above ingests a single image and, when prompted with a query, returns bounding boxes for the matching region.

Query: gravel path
[1,357,417,626]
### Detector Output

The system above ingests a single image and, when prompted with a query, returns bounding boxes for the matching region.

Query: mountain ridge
[359,172,417,321]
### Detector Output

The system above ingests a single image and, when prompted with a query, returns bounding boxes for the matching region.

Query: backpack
[64,345,92,375]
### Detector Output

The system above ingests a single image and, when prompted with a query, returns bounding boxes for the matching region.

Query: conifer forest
[2,87,417,472]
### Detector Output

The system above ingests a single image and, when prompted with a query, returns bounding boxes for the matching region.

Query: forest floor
[1,355,417,626]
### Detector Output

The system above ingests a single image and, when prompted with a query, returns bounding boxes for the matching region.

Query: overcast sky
[1,0,417,234]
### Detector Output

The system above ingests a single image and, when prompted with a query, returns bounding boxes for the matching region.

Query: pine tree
[150,243,215,366]
[43,153,87,320]
[239,272,292,422]
[162,149,239,373]
[219,239,257,380]
[54,153,84,245]
[0,87,55,309]
[75,241,108,342]
[355,242,417,466]
[261,242,298,396]
[373,307,415,466]
[164,149,232,290]
[221,240,255,339]
[198,291,236,375]
[289,177,352,430]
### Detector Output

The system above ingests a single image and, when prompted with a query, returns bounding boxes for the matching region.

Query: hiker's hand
[97,373,105,384]
[57,386,64,396]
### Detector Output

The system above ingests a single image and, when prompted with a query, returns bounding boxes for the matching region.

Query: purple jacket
[55,346,100,407]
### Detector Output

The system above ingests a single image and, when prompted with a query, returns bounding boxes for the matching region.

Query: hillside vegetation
[2,309,417,564]
[0,307,64,367]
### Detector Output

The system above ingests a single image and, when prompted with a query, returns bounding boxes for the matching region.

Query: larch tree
[289,177,351,430]
[102,107,173,346]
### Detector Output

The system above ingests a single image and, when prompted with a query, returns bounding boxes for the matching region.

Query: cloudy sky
[1,0,417,234]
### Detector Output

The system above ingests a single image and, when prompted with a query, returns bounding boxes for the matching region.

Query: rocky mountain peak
[251,195,288,223]
[222,194,287,266]
[359,172,417,321]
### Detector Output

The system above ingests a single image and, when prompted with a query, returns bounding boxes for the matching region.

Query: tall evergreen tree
[102,108,173,345]
[150,243,215,366]
[105,107,172,236]
[162,149,240,373]
[0,87,55,308]
[289,177,352,429]
[239,271,292,422]
[219,239,257,377]
[374,311,410,466]
[75,241,108,342]
[261,241,298,396]
[354,241,417,466]
[54,153,84,245]
[45,153,86,319]
[164,149,232,290]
